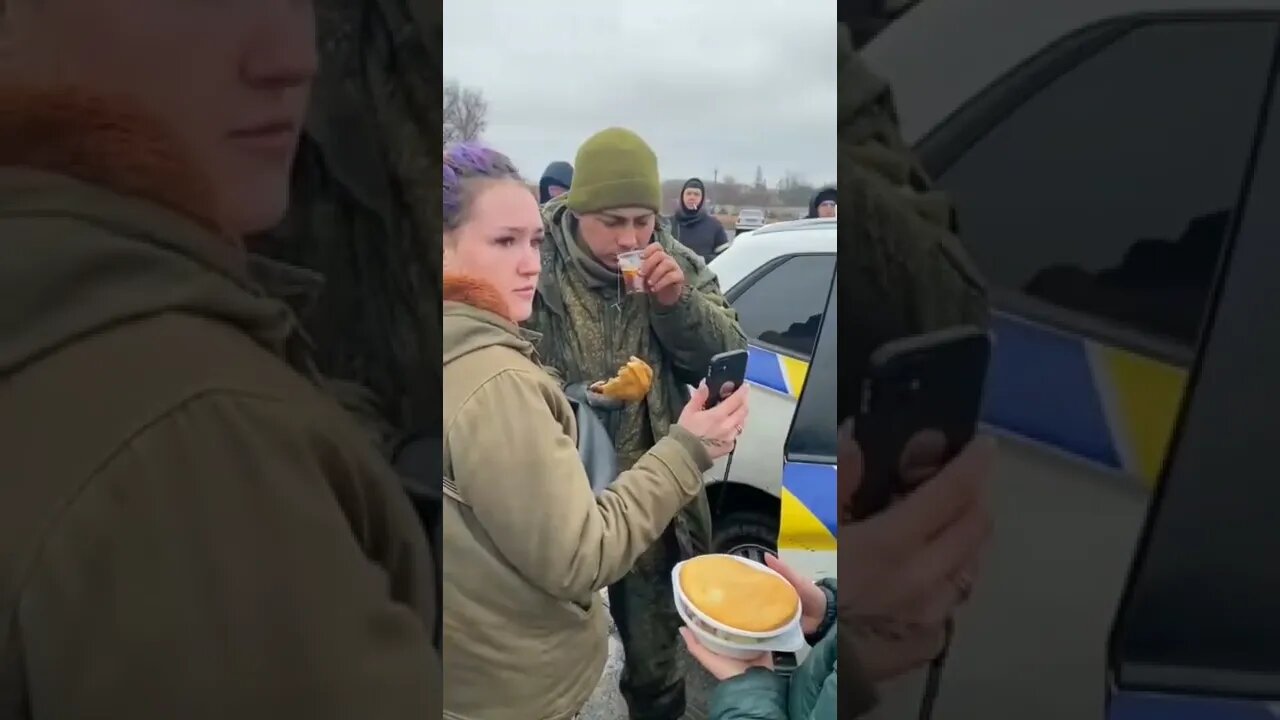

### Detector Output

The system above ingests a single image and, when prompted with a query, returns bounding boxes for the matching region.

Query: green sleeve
[801,673,838,720]
[648,245,747,383]
[806,578,838,644]
[797,583,876,719]
[709,667,789,720]
[788,631,839,720]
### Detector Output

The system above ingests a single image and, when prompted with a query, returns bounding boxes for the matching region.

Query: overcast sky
[443,1,836,188]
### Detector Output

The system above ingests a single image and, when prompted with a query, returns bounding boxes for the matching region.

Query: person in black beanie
[669,177,729,264]
[808,186,838,218]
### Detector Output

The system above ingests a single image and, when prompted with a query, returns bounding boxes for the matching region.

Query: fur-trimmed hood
[442,273,536,367]
[0,86,229,235]
[0,86,296,377]
[444,274,513,322]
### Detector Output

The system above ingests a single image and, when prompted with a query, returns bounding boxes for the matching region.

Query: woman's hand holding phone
[677,381,749,461]
[838,420,995,682]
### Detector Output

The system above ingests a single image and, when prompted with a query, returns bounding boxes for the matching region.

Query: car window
[784,271,837,462]
[730,253,835,358]
[934,19,1275,353]
[1110,68,1280,698]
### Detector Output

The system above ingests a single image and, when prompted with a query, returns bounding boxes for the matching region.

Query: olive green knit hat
[567,127,662,214]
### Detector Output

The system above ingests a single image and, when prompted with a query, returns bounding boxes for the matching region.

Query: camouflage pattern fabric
[607,532,686,720]
[253,0,440,452]
[525,194,747,719]
[837,24,989,421]
[526,194,746,551]
[249,0,442,659]
[244,254,396,449]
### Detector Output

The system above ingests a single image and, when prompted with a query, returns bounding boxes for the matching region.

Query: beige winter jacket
[441,275,711,720]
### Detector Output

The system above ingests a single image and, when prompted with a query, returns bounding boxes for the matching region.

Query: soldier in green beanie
[525,127,748,720]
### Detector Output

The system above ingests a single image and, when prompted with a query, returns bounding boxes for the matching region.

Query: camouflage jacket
[253,0,439,449]
[838,25,989,418]
[524,195,748,555]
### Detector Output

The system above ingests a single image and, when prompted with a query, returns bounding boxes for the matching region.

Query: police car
[862,1,1280,717]
[705,218,837,585]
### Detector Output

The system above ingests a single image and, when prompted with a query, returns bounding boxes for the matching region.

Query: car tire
[712,509,779,563]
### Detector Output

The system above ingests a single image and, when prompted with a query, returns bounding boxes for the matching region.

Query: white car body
[705,218,836,584]
[734,207,766,232]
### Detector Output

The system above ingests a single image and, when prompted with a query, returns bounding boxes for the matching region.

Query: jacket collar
[0,84,233,238]
[444,273,514,321]
[0,85,312,377]
[442,272,543,345]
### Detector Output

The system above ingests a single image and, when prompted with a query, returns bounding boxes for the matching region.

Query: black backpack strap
[562,382,621,495]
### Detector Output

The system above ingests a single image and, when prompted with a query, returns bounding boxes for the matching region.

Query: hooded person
[807,186,838,218]
[0,2,439,718]
[440,142,747,719]
[524,127,749,720]
[539,160,574,204]
[669,177,730,264]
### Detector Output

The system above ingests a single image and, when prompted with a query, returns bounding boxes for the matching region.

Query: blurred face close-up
[0,0,317,235]
[818,201,837,218]
[576,208,657,269]
[682,187,703,211]
[444,181,543,322]
[548,184,568,199]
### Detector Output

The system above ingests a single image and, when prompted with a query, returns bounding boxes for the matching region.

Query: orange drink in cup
[618,250,645,294]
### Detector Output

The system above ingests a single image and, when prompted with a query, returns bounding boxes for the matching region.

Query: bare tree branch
[443,78,488,145]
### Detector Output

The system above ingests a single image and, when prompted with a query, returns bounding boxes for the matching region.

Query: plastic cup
[617,250,645,294]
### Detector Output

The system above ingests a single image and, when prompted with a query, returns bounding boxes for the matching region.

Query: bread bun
[679,555,798,633]
[590,356,653,402]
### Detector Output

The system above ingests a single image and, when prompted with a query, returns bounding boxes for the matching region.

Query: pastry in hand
[590,356,653,402]
[680,555,798,633]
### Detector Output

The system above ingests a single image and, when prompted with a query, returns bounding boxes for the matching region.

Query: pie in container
[590,356,653,402]
[678,555,798,634]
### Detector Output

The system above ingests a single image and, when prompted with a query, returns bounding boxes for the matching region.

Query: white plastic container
[671,554,806,660]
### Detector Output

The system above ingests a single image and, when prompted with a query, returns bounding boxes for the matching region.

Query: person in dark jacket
[669,177,730,264]
[807,186,837,218]
[539,160,574,204]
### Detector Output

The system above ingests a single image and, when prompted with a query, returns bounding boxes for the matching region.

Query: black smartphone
[848,325,992,521]
[704,349,749,408]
